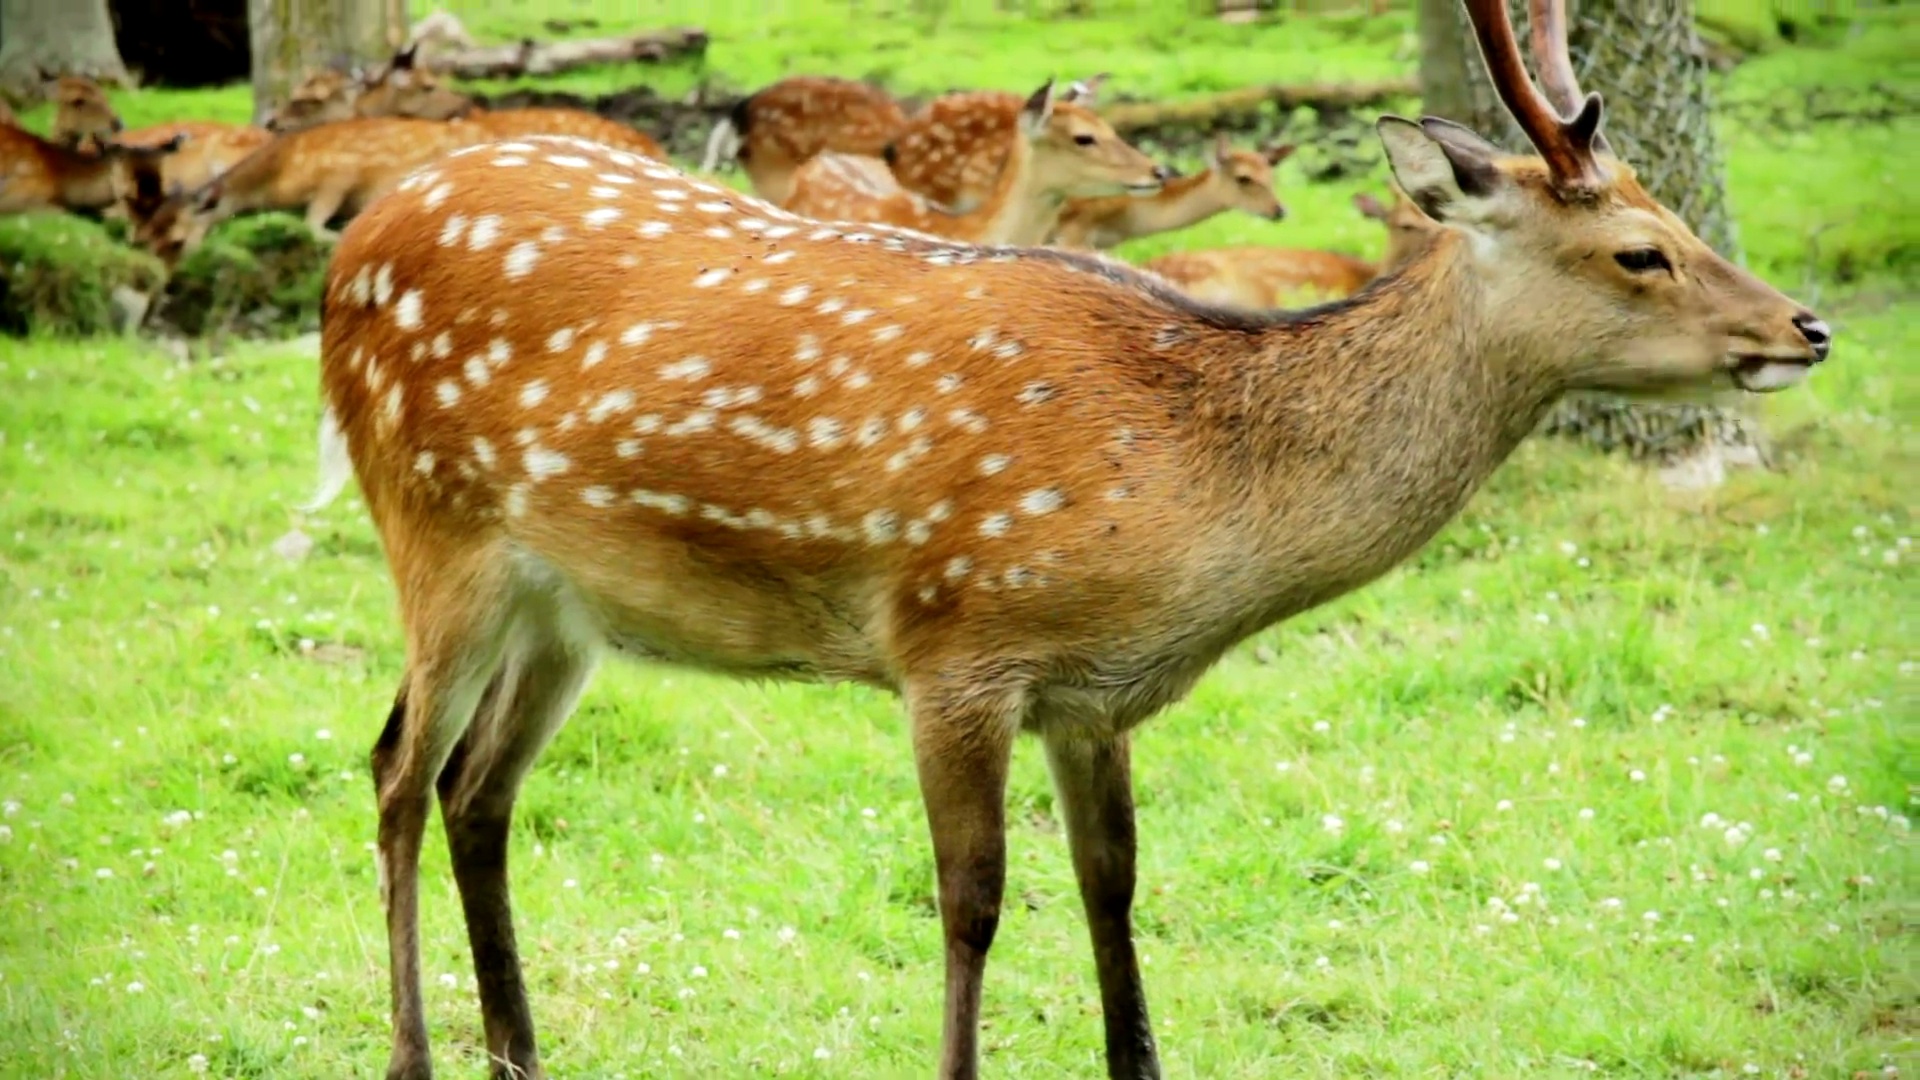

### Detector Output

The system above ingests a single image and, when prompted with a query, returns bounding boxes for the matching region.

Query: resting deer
[783,81,1166,246]
[45,76,122,152]
[268,46,666,160]
[1050,136,1293,250]
[0,123,183,216]
[885,75,1107,213]
[1143,189,1438,306]
[700,75,910,205]
[309,2,1831,1076]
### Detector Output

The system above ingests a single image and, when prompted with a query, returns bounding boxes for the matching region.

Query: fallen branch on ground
[434,28,708,80]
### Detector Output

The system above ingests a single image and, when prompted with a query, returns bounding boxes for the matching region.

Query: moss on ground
[0,212,330,339]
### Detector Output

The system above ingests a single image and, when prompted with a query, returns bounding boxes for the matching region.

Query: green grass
[1,6,1915,1079]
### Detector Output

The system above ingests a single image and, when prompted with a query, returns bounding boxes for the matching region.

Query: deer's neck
[958,135,1059,246]
[1110,170,1231,239]
[1182,233,1560,611]
[47,142,117,209]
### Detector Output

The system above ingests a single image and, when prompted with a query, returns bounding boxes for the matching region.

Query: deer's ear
[1352,192,1388,221]
[1018,79,1057,138]
[1376,114,1506,225]
[1262,142,1296,166]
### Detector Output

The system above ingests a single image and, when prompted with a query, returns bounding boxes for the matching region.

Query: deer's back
[462,109,665,160]
[323,136,1233,705]
[887,92,1018,210]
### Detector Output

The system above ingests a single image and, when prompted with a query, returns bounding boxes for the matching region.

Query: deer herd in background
[0,46,1431,311]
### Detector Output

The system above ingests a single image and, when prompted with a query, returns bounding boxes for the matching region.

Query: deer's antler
[1527,0,1612,155]
[1461,0,1608,193]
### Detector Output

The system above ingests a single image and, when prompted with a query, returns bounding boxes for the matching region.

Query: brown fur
[884,75,1105,214]
[783,83,1163,246]
[0,98,17,128]
[313,6,1828,1079]
[1051,138,1291,250]
[704,76,910,206]
[0,124,180,216]
[47,76,122,151]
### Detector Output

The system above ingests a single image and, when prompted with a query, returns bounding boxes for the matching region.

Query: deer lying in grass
[0,122,183,216]
[884,75,1109,213]
[309,1,1831,1075]
[1143,188,1437,306]
[108,121,273,210]
[130,117,478,266]
[1050,136,1293,250]
[268,47,666,160]
[783,80,1166,246]
[701,75,909,205]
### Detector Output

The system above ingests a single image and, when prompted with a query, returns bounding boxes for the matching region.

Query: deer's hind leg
[434,597,598,1080]
[369,544,519,1080]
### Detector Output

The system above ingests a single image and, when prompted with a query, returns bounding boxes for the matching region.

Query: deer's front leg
[910,690,1017,1080]
[1043,730,1160,1080]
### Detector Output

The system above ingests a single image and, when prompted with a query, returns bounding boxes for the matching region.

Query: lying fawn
[0,123,182,216]
[1050,135,1293,250]
[885,75,1107,213]
[701,75,909,205]
[46,76,122,151]
[133,117,477,265]
[310,2,1830,1077]
[784,80,1166,246]
[1142,189,1438,306]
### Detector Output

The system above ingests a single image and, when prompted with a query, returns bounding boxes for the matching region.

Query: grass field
[1,5,1915,1079]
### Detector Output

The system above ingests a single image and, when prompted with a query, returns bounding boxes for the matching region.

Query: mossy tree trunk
[1417,0,1765,480]
[247,0,406,125]
[0,0,131,100]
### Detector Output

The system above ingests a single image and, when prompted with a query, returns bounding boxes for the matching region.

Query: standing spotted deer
[782,81,1168,246]
[311,2,1832,1077]
[701,75,910,205]
[1049,136,1293,250]
[884,74,1108,213]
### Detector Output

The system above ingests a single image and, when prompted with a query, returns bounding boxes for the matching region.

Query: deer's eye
[1614,248,1671,274]
[1072,134,1096,146]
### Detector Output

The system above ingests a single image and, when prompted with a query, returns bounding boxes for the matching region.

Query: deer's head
[48,76,121,152]
[1205,135,1292,221]
[107,132,189,228]
[354,45,474,122]
[1353,187,1437,273]
[267,69,357,133]
[1379,0,1828,397]
[1019,79,1167,201]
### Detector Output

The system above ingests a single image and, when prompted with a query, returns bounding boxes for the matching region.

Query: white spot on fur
[1004,567,1035,588]
[633,415,662,434]
[468,215,501,250]
[582,486,615,507]
[436,380,461,407]
[588,389,635,422]
[764,250,796,265]
[841,308,874,326]
[666,411,716,436]
[373,265,394,306]
[639,221,672,238]
[633,489,691,516]
[472,437,497,468]
[439,214,468,247]
[994,340,1024,360]
[413,451,435,475]
[1018,381,1055,406]
[905,351,933,368]
[927,500,953,522]
[548,327,576,353]
[547,154,591,169]
[504,242,541,280]
[872,324,905,344]
[660,357,712,381]
[489,338,512,366]
[693,268,731,288]
[794,375,823,397]
[615,439,642,458]
[935,373,963,394]
[855,417,887,448]
[980,514,1012,538]
[944,556,973,581]
[950,409,989,434]
[806,417,846,449]
[504,483,530,518]
[729,416,800,454]
[779,285,811,307]
[464,357,491,387]
[585,207,622,229]
[524,446,570,480]
[424,182,454,209]
[1020,487,1064,515]
[431,332,452,359]
[583,341,608,369]
[393,289,423,331]
[862,510,900,545]
[621,322,656,347]
[519,381,549,408]
[979,454,1010,476]
[816,297,847,316]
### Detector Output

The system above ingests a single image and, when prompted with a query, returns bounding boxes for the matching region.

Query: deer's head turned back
[1377,0,1829,398]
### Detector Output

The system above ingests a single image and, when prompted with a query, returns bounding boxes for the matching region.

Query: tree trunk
[247,0,406,126]
[0,0,131,99]
[1422,0,1764,484]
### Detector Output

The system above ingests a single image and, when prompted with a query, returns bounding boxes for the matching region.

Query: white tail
[299,405,353,512]
[316,4,1831,1078]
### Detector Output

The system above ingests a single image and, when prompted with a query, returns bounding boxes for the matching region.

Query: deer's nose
[1150,164,1175,183]
[1792,312,1831,361]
